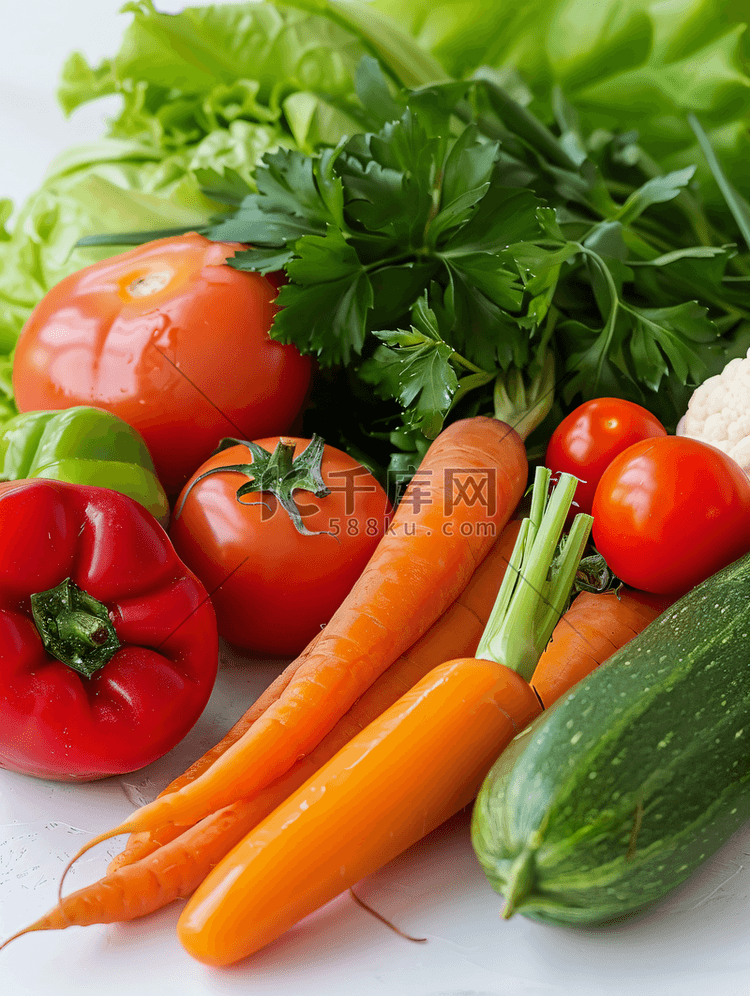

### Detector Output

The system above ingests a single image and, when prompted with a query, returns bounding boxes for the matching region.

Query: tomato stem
[174,435,333,536]
[267,438,297,478]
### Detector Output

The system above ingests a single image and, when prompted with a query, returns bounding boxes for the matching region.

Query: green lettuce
[57,0,370,152]
[369,0,750,221]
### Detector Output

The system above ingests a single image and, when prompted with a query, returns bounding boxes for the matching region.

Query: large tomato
[12,234,311,495]
[546,398,666,516]
[592,435,750,595]
[169,436,392,657]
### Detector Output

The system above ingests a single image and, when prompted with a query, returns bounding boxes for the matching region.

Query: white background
[3,2,750,994]
[0,0,186,211]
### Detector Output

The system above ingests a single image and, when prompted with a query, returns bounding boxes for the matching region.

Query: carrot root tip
[58,826,133,903]
[348,889,427,943]
[0,921,48,951]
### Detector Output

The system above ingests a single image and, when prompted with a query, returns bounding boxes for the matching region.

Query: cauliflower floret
[677,348,750,474]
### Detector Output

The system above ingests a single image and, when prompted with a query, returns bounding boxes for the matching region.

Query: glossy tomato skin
[169,438,392,657]
[592,435,750,595]
[12,234,311,496]
[546,398,666,516]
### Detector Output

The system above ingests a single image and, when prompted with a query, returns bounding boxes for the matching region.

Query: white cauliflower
[677,348,750,473]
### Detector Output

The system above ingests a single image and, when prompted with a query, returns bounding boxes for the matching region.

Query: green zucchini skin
[471,551,750,925]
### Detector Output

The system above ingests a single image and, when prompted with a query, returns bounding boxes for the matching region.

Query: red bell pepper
[0,479,219,781]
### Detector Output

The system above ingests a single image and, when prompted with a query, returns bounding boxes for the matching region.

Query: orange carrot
[168,630,324,787]
[176,656,543,966]
[65,417,527,868]
[109,519,523,871]
[3,520,524,945]
[174,467,594,966]
[108,628,325,872]
[0,804,251,946]
[531,587,677,708]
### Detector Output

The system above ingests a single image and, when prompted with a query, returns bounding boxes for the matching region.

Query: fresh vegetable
[177,656,541,966]
[677,346,750,474]
[57,1,371,152]
[172,465,591,965]
[0,0,402,423]
[0,406,169,526]
[111,517,523,870]
[592,434,750,594]
[2,518,523,943]
[12,233,312,495]
[169,434,391,656]
[544,398,666,516]
[81,51,750,475]
[60,416,528,866]
[531,587,675,709]
[0,478,218,781]
[366,0,750,226]
[472,548,750,925]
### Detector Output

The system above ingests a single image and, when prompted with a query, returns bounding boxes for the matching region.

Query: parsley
[79,56,750,476]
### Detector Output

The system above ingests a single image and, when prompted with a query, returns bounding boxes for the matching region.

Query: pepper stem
[56,610,110,648]
[30,578,120,678]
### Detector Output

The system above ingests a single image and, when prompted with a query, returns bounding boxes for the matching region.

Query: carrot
[109,518,524,871]
[167,630,324,787]
[63,417,527,871]
[0,803,252,947]
[108,628,325,872]
[2,520,525,946]
[530,587,677,709]
[177,656,543,966]
[175,468,591,966]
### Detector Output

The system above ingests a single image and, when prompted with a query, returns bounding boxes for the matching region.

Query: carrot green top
[476,466,593,682]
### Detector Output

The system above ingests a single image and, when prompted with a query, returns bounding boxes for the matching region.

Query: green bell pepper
[0,406,170,526]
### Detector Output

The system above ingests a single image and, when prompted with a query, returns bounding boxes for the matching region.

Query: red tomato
[546,398,666,516]
[12,234,311,495]
[169,437,392,657]
[592,435,750,595]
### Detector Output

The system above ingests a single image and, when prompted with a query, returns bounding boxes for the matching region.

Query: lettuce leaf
[370,0,750,222]
[58,0,372,152]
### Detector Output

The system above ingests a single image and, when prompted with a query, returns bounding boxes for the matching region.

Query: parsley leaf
[626,301,718,389]
[274,228,374,365]
[614,166,697,227]
[254,148,340,226]
[363,298,459,437]
[561,318,636,401]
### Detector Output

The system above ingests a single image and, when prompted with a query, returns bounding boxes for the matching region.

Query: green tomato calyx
[174,435,333,536]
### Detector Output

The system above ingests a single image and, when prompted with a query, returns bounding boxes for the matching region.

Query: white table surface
[3,3,750,994]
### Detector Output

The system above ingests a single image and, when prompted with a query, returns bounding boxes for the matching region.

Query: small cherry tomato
[170,436,392,657]
[12,234,312,495]
[546,398,666,516]
[592,435,750,595]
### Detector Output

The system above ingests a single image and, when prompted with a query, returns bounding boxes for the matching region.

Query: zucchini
[470,551,750,925]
